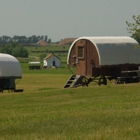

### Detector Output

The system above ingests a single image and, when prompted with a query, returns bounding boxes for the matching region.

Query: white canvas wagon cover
[0,53,22,77]
[67,36,140,66]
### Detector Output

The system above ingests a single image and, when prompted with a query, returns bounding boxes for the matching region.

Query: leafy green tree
[40,53,46,62]
[44,35,48,42]
[48,38,52,44]
[0,46,12,54]
[126,15,140,44]
[12,46,28,57]
[0,42,28,57]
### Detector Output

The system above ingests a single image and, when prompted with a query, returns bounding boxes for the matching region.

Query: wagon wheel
[114,78,118,84]
[81,77,88,86]
[98,76,107,86]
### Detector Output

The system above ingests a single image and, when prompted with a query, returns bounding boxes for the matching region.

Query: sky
[0,0,140,42]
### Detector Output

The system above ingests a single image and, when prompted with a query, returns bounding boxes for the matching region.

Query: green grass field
[0,47,140,140]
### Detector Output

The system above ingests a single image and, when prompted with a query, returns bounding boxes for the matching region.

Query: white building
[43,54,61,68]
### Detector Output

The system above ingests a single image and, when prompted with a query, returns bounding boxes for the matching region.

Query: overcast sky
[0,0,139,42]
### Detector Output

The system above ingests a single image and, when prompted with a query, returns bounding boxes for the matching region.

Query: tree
[126,15,140,44]
[12,46,28,57]
[40,53,46,62]
[48,38,52,44]
[44,35,48,42]
[0,42,29,58]
[0,35,52,44]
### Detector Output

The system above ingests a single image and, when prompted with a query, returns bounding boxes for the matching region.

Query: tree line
[0,35,51,45]
[0,42,28,57]
[0,15,139,58]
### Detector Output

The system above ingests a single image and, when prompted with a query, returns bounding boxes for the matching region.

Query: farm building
[0,53,22,92]
[37,39,48,46]
[43,53,61,68]
[64,36,140,88]
[58,38,77,46]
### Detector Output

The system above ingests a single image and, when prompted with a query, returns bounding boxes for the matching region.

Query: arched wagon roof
[67,36,140,66]
[0,53,22,77]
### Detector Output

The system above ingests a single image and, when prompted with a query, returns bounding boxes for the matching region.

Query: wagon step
[63,75,84,88]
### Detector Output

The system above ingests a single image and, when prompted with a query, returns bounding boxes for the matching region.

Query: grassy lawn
[24,46,69,52]
[0,48,140,139]
[24,46,69,59]
[0,69,140,139]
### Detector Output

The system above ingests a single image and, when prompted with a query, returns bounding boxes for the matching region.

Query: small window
[78,46,84,58]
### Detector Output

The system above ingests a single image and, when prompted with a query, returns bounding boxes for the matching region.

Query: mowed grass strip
[16,73,70,92]
[0,74,140,140]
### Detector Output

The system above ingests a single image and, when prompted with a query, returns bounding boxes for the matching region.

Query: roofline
[44,54,60,60]
[67,37,100,64]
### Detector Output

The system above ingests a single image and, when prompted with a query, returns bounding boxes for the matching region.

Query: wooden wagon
[64,36,140,88]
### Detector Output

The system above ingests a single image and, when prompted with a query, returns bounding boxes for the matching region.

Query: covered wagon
[64,36,140,88]
[0,53,22,92]
[28,61,41,70]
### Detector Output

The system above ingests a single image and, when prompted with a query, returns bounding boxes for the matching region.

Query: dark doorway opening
[52,61,55,66]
